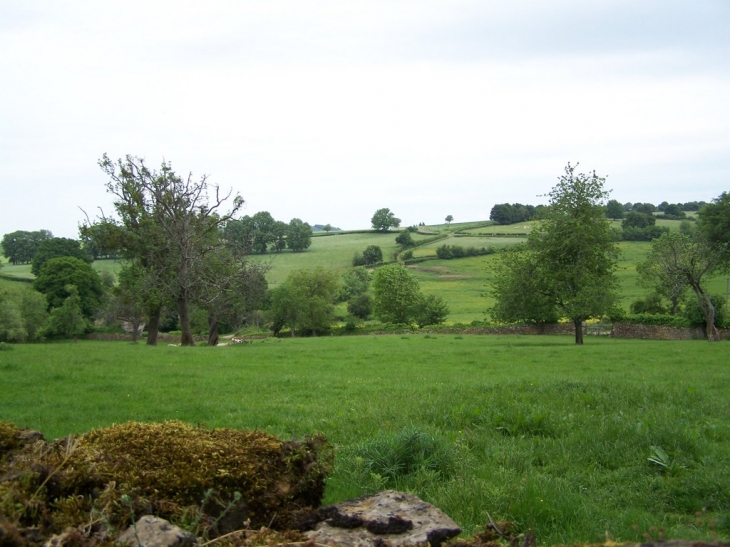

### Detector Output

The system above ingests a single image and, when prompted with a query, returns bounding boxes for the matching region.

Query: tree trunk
[178,293,195,346]
[146,304,161,346]
[697,290,720,342]
[573,318,584,345]
[208,314,219,346]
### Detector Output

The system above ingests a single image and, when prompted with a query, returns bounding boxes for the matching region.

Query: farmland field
[1,337,728,545]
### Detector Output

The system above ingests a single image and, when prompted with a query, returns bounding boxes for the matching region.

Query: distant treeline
[490,200,709,225]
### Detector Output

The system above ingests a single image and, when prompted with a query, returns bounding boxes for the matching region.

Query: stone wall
[611,322,730,340]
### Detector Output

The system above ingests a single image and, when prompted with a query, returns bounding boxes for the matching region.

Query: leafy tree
[1,230,53,265]
[414,294,449,327]
[491,164,619,344]
[605,199,624,220]
[639,231,727,341]
[224,216,255,252]
[362,245,383,265]
[637,243,689,315]
[683,293,727,331]
[20,290,49,341]
[662,204,685,218]
[0,292,27,342]
[337,267,371,302]
[697,191,730,269]
[46,285,88,341]
[250,211,277,253]
[273,221,288,252]
[489,203,537,225]
[630,293,668,315]
[323,224,332,233]
[490,247,561,325]
[33,257,104,319]
[287,218,313,252]
[634,203,656,214]
[195,247,268,345]
[98,154,244,346]
[269,267,338,336]
[622,211,655,230]
[372,264,422,324]
[31,237,92,276]
[395,230,415,248]
[347,293,372,320]
[445,215,454,225]
[371,208,401,231]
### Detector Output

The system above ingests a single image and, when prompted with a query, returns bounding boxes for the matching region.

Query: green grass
[1,337,728,544]
[249,232,403,286]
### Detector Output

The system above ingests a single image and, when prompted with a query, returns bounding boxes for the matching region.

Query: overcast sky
[1,0,729,238]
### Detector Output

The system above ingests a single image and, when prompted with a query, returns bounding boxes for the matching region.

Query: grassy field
[1,337,728,544]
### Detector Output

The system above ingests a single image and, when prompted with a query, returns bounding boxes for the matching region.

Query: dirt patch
[408,266,449,273]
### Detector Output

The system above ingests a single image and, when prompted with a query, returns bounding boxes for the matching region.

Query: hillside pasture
[0,337,728,545]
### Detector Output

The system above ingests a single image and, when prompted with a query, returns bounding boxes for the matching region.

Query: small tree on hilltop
[445,215,454,225]
[371,208,401,232]
[362,245,383,265]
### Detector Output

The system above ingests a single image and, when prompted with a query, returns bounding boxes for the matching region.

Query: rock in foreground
[306,490,461,547]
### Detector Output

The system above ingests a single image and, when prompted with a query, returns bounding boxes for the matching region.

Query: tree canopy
[371,208,401,231]
[490,164,619,344]
[31,237,92,276]
[95,154,245,346]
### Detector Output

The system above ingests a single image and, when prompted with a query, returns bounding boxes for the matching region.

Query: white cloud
[1,1,728,237]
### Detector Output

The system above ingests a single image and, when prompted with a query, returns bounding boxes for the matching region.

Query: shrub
[347,294,372,320]
[683,294,727,329]
[354,426,456,484]
[400,249,414,260]
[362,245,383,265]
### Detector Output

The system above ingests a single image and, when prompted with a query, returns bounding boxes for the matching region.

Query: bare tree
[97,154,244,346]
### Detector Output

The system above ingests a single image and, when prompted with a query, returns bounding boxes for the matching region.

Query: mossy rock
[0,420,332,546]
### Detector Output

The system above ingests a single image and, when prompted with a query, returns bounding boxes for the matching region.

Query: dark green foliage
[489,203,538,225]
[630,293,667,315]
[400,249,414,260]
[697,191,730,269]
[661,203,686,219]
[394,230,414,248]
[435,244,495,259]
[605,199,624,220]
[46,284,89,339]
[683,294,727,329]
[269,267,338,336]
[621,225,670,241]
[371,208,401,231]
[347,293,372,320]
[490,164,619,344]
[31,237,92,276]
[287,218,312,252]
[0,289,48,343]
[361,245,383,265]
[1,229,53,265]
[354,426,455,485]
[619,313,691,327]
[414,294,449,327]
[337,267,371,302]
[372,264,422,324]
[33,257,104,319]
[622,211,656,230]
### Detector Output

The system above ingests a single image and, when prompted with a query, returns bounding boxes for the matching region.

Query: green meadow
[1,337,728,544]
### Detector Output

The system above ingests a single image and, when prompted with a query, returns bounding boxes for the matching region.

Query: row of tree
[223,212,313,254]
[489,203,545,225]
[268,264,448,336]
[489,164,729,343]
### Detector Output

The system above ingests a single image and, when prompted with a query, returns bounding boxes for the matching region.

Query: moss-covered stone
[0,420,332,547]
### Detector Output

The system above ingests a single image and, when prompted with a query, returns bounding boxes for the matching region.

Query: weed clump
[0,420,332,547]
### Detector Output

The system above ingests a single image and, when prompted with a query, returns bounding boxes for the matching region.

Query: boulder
[117,516,196,547]
[305,490,461,547]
